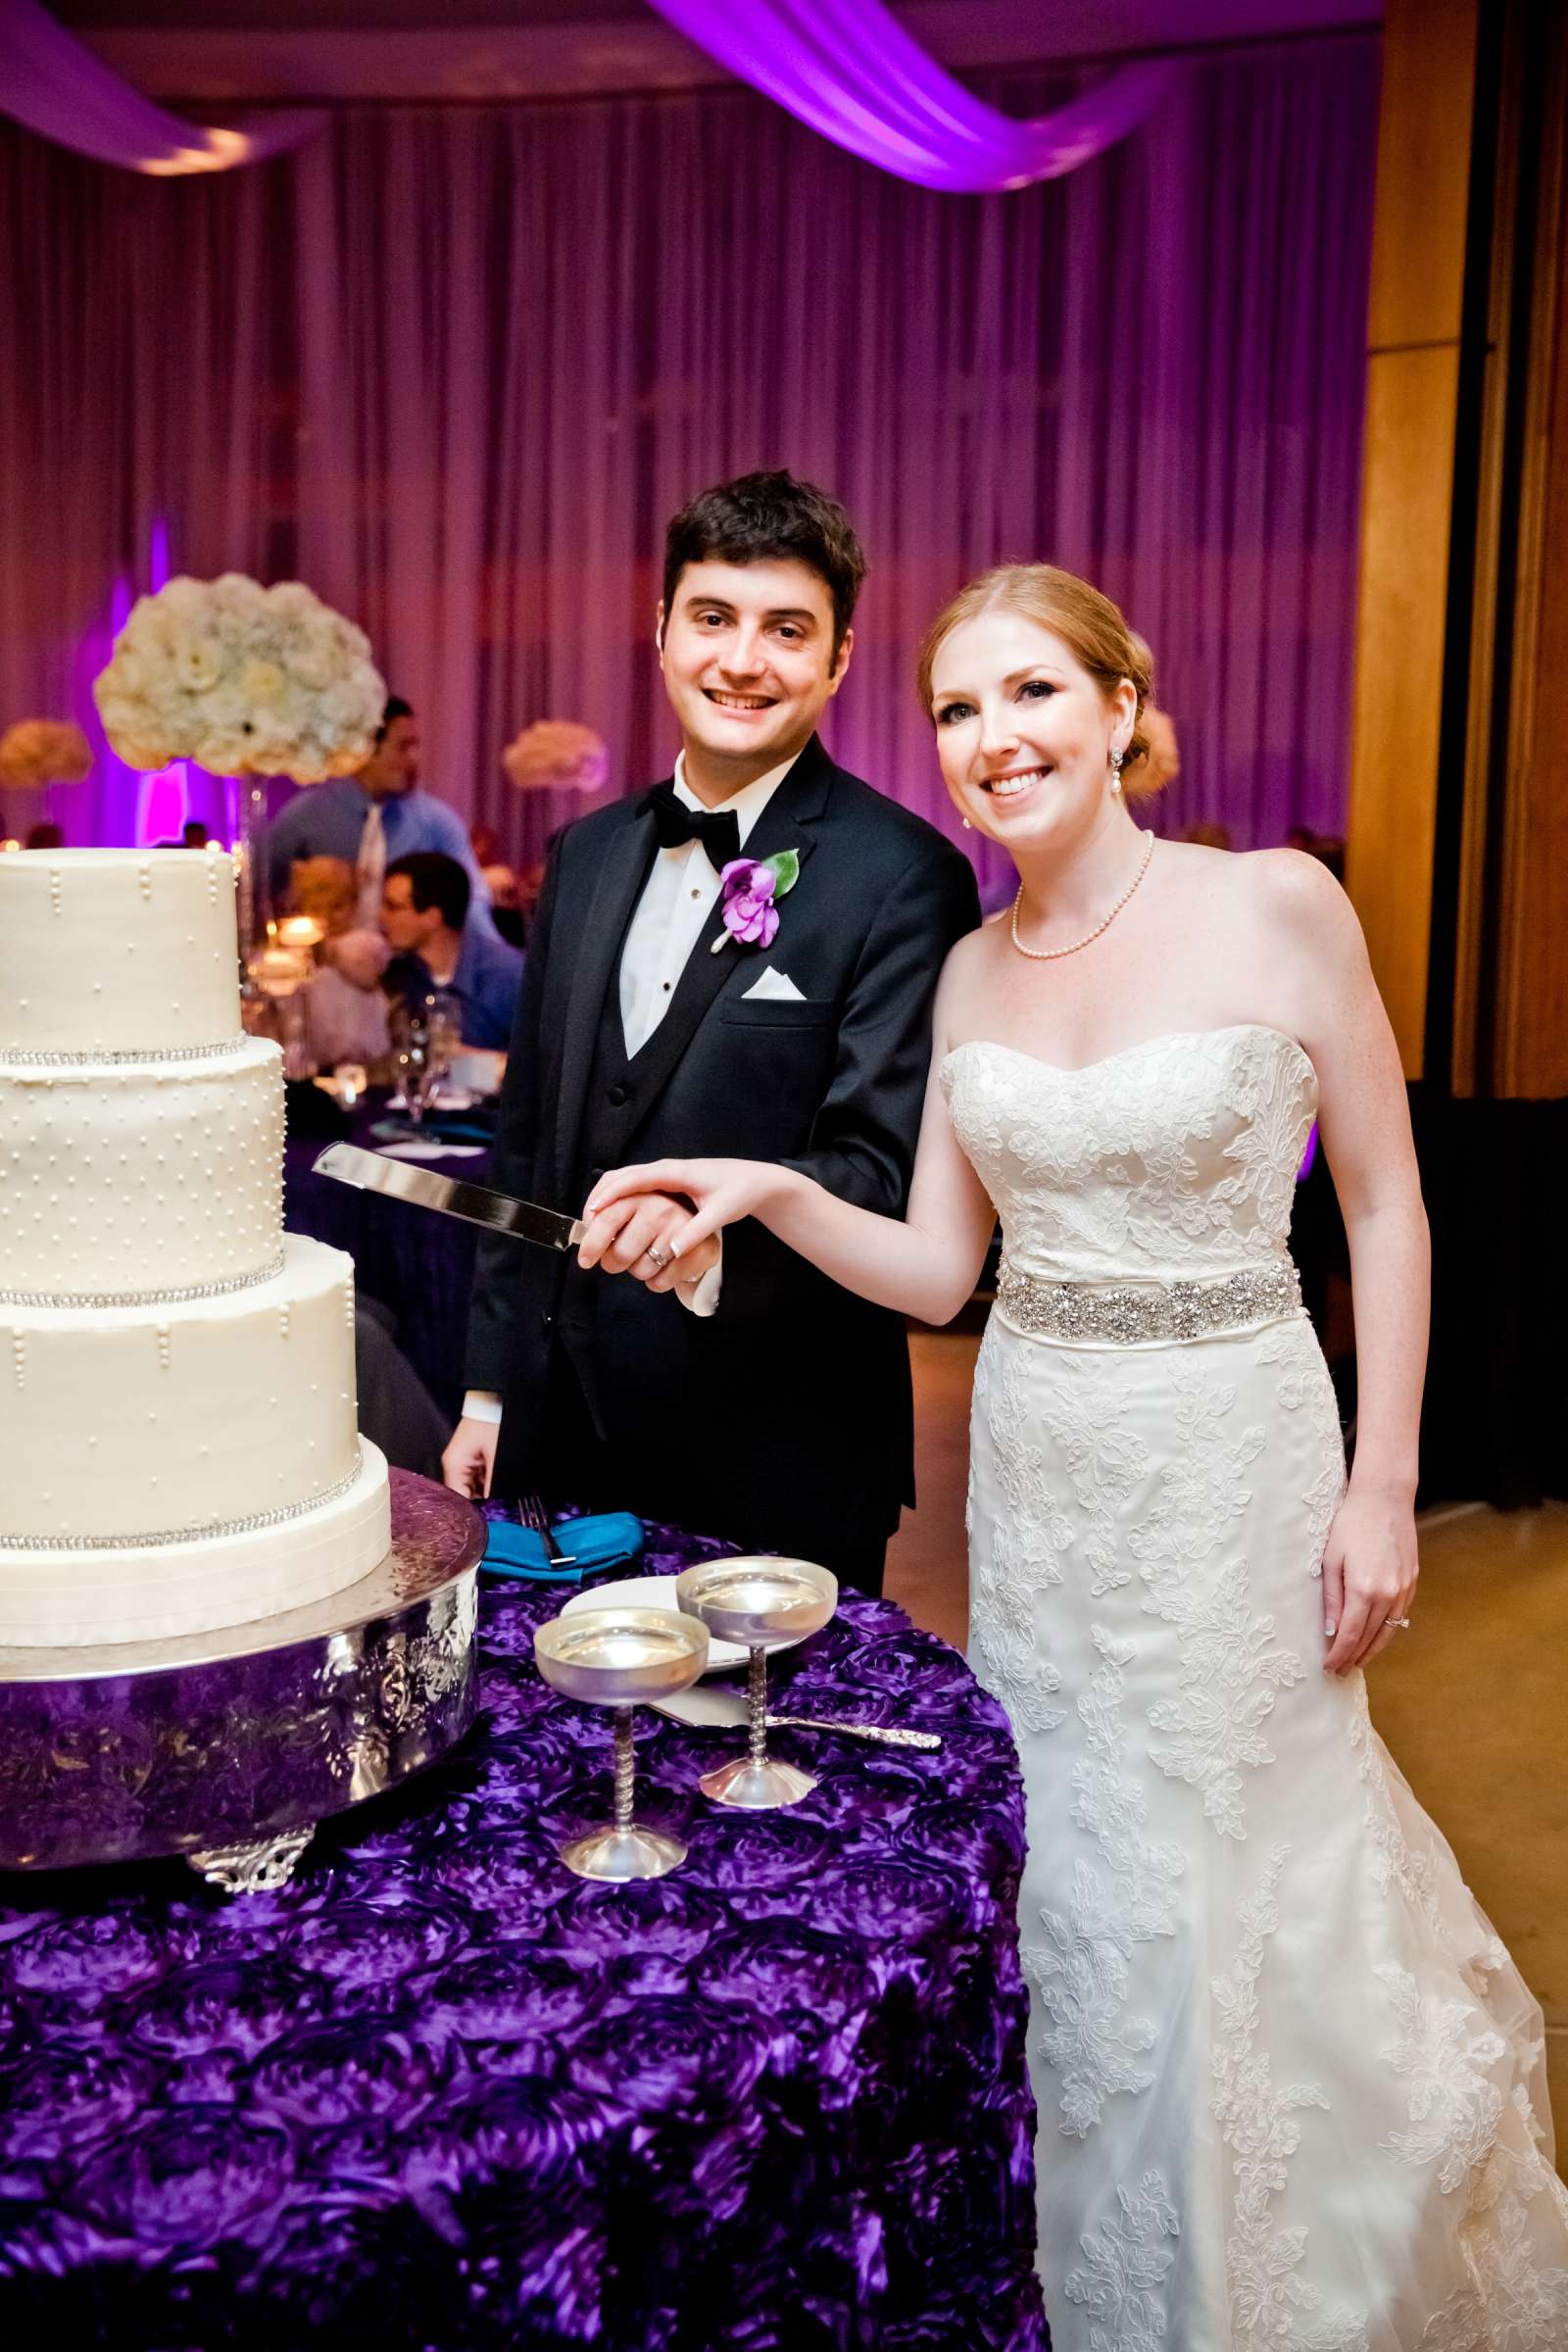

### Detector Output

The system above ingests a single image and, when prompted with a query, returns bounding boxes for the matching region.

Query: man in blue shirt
[267,696,491,924]
[379,853,522,1052]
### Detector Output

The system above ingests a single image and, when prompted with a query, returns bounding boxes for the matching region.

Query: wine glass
[387,1002,433,1127]
[423,991,463,1097]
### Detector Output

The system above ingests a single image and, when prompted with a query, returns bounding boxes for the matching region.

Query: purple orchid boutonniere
[710,850,802,953]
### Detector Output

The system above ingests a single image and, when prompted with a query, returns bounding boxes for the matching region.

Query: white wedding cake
[0,848,391,1646]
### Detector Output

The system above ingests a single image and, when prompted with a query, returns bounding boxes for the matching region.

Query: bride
[577,564,1568,2346]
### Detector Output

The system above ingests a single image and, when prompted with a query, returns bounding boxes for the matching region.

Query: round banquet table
[283,1092,487,1416]
[0,1515,1048,2352]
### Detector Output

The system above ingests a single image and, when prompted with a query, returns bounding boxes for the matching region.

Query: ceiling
[50,0,1382,104]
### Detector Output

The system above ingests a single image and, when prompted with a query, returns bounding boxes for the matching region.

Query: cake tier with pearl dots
[1,844,244,1056]
[0,845,390,1646]
[0,1039,284,1302]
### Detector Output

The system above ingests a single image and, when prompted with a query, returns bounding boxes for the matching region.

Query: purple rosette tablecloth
[0,1519,1047,2350]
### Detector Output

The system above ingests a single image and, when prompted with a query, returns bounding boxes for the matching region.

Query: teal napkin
[481,1510,644,1584]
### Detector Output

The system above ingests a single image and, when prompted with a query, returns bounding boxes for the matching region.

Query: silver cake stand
[0,1468,483,1892]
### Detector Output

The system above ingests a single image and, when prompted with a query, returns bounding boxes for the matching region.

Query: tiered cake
[0,848,391,1646]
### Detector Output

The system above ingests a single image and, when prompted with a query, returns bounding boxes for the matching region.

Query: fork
[516,1492,577,1567]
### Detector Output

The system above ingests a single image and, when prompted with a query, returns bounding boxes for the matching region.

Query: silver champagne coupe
[673,1557,838,1809]
[534,1605,710,1880]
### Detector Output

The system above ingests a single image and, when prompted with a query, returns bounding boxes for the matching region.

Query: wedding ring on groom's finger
[643,1242,673,1272]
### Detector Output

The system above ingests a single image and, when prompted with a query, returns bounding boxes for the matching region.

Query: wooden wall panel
[1365,0,1482,350]
[1494,32,1568,1098]
[1347,345,1461,1067]
[1346,0,1480,1078]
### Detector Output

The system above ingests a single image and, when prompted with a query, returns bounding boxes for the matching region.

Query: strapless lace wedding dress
[943,1026,1568,2351]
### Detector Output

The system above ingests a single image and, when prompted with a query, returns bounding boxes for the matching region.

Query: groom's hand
[576,1189,719,1293]
[443,1415,498,1498]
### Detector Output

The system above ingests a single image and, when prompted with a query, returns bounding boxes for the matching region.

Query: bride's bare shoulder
[1164,839,1356,935]
[943,910,1010,978]
[933,915,1005,1038]
[1238,845,1358,939]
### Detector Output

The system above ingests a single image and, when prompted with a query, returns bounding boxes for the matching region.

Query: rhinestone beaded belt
[996,1258,1302,1346]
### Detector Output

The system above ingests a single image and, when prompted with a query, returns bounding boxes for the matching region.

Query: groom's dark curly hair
[662,469,867,663]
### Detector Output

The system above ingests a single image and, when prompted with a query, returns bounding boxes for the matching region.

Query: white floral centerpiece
[0,719,93,789]
[93,574,385,783]
[502,719,610,795]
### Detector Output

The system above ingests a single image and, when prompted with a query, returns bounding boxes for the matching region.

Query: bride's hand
[573,1186,718,1291]
[1320,1486,1418,1675]
[581,1157,784,1272]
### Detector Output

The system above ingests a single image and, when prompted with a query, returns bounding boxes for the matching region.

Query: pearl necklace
[1008,833,1154,961]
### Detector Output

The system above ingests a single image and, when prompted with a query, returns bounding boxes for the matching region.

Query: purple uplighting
[646,0,1174,190]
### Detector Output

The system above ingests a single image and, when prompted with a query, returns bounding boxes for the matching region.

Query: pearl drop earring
[1109,748,1125,796]
[961,816,973,830]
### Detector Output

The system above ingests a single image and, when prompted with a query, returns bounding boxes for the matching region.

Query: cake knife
[314,1142,586,1251]
[653,1685,942,1750]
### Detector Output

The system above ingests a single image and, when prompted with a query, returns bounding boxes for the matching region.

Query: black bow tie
[644,782,741,874]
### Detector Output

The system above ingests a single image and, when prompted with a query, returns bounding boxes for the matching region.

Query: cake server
[314,1143,585,1251]
[652,1684,942,1750]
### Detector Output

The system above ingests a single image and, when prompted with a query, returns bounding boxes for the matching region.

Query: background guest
[268,694,493,926]
[470,820,526,947]
[379,850,522,1050]
[24,820,64,851]
[288,853,392,1067]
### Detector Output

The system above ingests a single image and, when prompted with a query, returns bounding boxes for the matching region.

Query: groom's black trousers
[531,1349,888,1597]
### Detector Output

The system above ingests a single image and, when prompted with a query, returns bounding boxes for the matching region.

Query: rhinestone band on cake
[997,1258,1302,1345]
[0,1455,368,1553]
[0,1037,253,1068]
[0,1249,287,1313]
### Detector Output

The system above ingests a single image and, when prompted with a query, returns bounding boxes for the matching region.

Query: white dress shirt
[354,799,387,927]
[617,753,794,1055]
[462,752,796,1422]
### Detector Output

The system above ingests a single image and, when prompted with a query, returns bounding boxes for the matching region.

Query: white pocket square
[741,967,807,1003]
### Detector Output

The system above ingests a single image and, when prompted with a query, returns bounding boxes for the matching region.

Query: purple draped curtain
[645,0,1174,190]
[0,36,1378,875]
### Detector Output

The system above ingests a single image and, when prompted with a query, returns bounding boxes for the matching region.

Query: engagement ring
[1384,1616,1411,1630]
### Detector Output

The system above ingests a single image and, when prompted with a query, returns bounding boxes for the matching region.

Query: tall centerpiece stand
[0,1471,483,1892]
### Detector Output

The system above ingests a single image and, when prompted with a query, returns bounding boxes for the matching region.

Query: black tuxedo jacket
[465,735,981,1556]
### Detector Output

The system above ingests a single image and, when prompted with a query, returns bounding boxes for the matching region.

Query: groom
[443,471,979,1592]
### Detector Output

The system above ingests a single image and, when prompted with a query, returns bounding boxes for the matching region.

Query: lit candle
[276,914,324,951]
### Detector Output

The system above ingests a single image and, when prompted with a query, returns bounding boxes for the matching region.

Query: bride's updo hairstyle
[914,564,1164,801]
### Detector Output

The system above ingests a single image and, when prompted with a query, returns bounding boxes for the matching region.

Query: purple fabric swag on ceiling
[0,0,319,173]
[646,0,1174,189]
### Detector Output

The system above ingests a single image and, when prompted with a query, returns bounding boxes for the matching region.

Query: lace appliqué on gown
[1212,1845,1369,2349]
[968,1330,1069,1736]
[942,1024,1319,1288]
[1129,1361,1306,1840]
[1024,1625,1185,2139]
[1063,2168,1180,2351]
